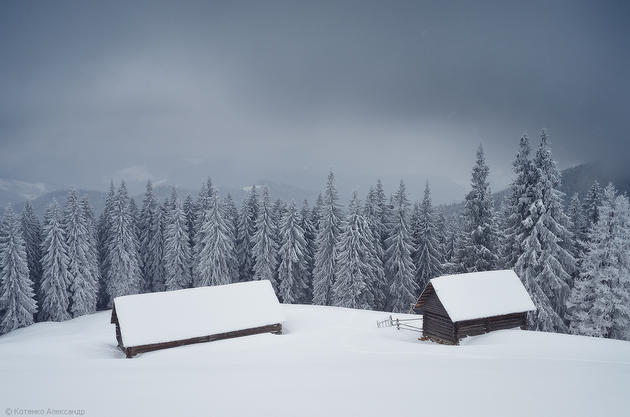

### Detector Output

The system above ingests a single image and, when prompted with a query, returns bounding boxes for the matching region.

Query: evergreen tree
[193,178,215,272]
[64,189,98,317]
[333,193,376,309]
[183,195,196,253]
[299,200,316,302]
[500,135,536,269]
[277,201,309,304]
[128,197,139,241]
[237,186,259,282]
[271,199,287,248]
[252,188,279,290]
[20,201,43,308]
[568,184,630,340]
[195,194,236,287]
[374,180,389,242]
[106,182,142,302]
[434,211,448,266]
[96,181,115,308]
[139,180,159,290]
[81,197,101,308]
[164,198,192,290]
[38,201,71,322]
[166,186,178,213]
[567,193,587,262]
[583,181,603,229]
[312,172,343,306]
[385,181,418,313]
[515,131,575,332]
[412,183,443,290]
[364,183,388,310]
[223,196,240,283]
[454,145,499,272]
[311,193,323,233]
[0,206,37,333]
[150,201,170,292]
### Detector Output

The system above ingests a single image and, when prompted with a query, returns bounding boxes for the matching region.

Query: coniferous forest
[1,130,629,341]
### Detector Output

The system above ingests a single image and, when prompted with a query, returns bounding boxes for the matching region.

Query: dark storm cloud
[1,0,628,202]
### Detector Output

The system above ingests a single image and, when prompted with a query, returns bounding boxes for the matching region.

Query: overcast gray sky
[1,0,628,202]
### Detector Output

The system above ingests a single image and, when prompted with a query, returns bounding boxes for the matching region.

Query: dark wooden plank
[118,323,283,358]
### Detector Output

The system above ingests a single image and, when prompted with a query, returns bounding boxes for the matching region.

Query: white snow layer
[114,280,284,347]
[1,305,629,417]
[428,269,536,322]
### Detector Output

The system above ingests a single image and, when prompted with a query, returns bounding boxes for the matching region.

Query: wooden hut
[414,270,536,345]
[111,280,284,358]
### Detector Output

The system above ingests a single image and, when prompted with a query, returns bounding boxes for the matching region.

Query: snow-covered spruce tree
[312,172,343,306]
[183,195,196,254]
[583,180,603,229]
[224,193,239,236]
[0,206,37,333]
[237,186,259,282]
[139,180,159,290]
[20,201,43,307]
[412,182,443,290]
[192,178,215,277]
[454,145,499,273]
[271,199,287,247]
[195,194,237,287]
[385,181,418,313]
[166,186,178,213]
[299,200,315,302]
[38,201,71,322]
[515,131,575,332]
[500,135,536,269]
[252,188,279,291]
[96,181,115,308]
[311,193,323,233]
[568,184,630,340]
[501,135,535,268]
[332,193,376,309]
[442,226,458,273]
[80,197,101,306]
[194,178,215,236]
[434,210,449,266]
[364,184,388,310]
[164,198,192,290]
[150,201,171,292]
[129,197,139,241]
[223,196,240,283]
[105,182,142,303]
[64,189,98,317]
[277,201,309,304]
[567,193,588,263]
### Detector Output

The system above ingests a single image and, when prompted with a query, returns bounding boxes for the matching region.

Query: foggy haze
[1,0,628,203]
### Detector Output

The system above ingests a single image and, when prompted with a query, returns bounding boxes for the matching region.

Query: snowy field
[1,305,629,417]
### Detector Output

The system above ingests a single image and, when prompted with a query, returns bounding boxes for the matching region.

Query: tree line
[0,130,628,340]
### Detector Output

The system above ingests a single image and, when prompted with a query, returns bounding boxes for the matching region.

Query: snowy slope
[1,305,629,417]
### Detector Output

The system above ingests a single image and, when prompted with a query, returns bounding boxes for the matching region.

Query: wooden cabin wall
[421,292,457,344]
[455,312,527,339]
[423,312,457,344]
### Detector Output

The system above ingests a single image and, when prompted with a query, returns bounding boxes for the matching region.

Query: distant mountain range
[440,163,630,218]
[0,163,627,218]
[0,179,319,217]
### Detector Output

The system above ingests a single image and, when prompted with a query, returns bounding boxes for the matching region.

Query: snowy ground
[1,305,629,417]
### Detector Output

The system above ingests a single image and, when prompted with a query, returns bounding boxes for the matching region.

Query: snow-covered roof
[113,280,285,347]
[422,270,536,322]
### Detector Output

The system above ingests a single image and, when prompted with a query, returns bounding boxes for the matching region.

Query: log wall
[418,290,529,345]
[111,306,283,358]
